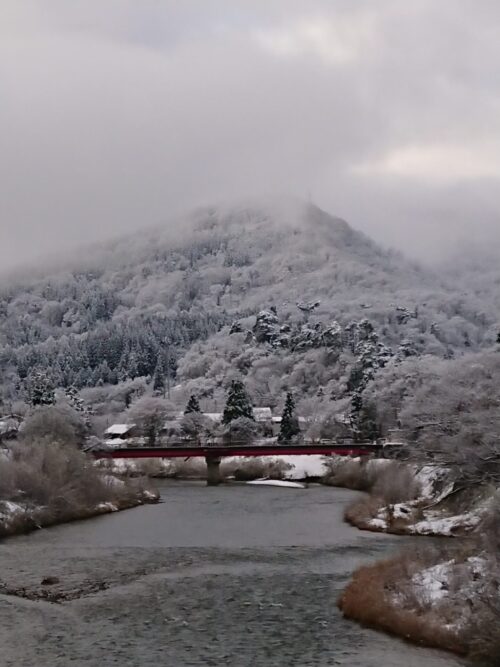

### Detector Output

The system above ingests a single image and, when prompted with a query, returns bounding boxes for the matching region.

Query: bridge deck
[94,443,382,459]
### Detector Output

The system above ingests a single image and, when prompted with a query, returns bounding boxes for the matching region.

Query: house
[253,407,273,422]
[202,412,223,423]
[104,423,137,441]
[383,428,407,447]
[161,412,186,438]
[0,415,22,442]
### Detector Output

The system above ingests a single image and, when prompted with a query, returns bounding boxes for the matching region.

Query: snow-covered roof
[164,411,184,422]
[204,412,222,422]
[104,423,136,436]
[0,418,20,435]
[334,413,351,425]
[104,438,128,447]
[271,415,307,424]
[253,407,272,421]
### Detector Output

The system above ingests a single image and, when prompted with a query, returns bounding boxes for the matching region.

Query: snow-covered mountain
[0,198,498,408]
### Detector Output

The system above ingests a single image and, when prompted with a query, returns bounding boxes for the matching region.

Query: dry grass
[341,524,500,663]
[334,460,423,533]
[139,457,294,482]
[467,590,500,665]
[338,551,467,656]
[323,458,381,491]
[343,495,387,531]
[165,458,207,479]
[324,459,421,501]
[463,502,500,664]
[0,438,157,537]
[372,462,421,504]
[220,457,293,481]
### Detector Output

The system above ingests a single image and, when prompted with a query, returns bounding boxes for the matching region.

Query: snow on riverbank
[98,454,329,480]
[339,546,498,658]
[229,455,328,480]
[246,479,306,489]
[0,478,159,538]
[409,508,485,537]
[352,464,491,538]
[0,501,26,531]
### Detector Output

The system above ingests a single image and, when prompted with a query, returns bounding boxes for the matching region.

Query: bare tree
[180,412,211,445]
[21,405,87,447]
[127,397,171,446]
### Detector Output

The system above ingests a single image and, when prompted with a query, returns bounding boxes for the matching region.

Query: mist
[2,0,500,270]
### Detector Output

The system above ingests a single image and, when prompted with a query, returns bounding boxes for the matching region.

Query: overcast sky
[2,1,500,270]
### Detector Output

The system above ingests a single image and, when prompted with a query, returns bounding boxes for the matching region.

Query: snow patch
[96,502,118,512]
[267,455,328,479]
[412,560,454,603]
[246,479,306,489]
[410,511,482,536]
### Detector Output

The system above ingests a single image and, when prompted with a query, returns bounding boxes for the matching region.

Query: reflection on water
[1,482,467,667]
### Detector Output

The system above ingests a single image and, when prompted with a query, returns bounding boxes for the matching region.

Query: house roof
[203,412,222,422]
[271,416,307,424]
[253,407,272,421]
[104,423,136,436]
[0,417,20,435]
[104,438,128,446]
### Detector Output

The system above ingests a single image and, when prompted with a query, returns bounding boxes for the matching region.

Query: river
[0,481,467,666]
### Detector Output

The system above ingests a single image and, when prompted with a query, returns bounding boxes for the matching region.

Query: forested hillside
[0,199,498,419]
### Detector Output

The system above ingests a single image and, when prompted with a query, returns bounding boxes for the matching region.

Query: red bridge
[94,443,382,485]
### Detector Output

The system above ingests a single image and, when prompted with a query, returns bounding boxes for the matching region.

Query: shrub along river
[0,481,467,666]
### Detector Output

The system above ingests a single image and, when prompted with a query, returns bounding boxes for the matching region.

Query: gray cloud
[2,0,500,270]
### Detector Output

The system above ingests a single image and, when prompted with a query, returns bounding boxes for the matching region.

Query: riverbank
[0,440,159,538]
[97,452,330,482]
[0,486,159,538]
[339,539,500,663]
[99,454,488,537]
[0,481,464,667]
[329,457,500,664]
[97,452,498,660]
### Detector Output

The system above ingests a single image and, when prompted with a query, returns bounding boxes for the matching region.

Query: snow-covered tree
[64,385,92,428]
[153,362,166,395]
[223,416,259,444]
[26,371,56,407]
[184,394,200,414]
[180,412,210,444]
[22,405,86,446]
[222,380,254,425]
[127,396,170,446]
[278,392,300,443]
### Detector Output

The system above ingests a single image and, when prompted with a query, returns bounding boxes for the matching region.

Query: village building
[0,415,22,443]
[103,423,138,447]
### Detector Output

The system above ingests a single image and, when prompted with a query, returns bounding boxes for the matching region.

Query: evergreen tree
[65,386,92,428]
[153,362,166,395]
[222,380,254,425]
[27,371,55,407]
[278,392,300,443]
[357,402,380,442]
[350,393,380,442]
[184,394,200,414]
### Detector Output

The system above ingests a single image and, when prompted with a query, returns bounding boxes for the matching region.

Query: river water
[0,482,467,666]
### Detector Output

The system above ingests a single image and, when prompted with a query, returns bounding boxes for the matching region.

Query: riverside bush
[0,439,156,536]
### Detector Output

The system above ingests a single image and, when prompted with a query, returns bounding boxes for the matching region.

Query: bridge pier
[205,456,222,486]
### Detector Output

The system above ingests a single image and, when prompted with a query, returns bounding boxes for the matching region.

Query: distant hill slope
[0,198,498,406]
